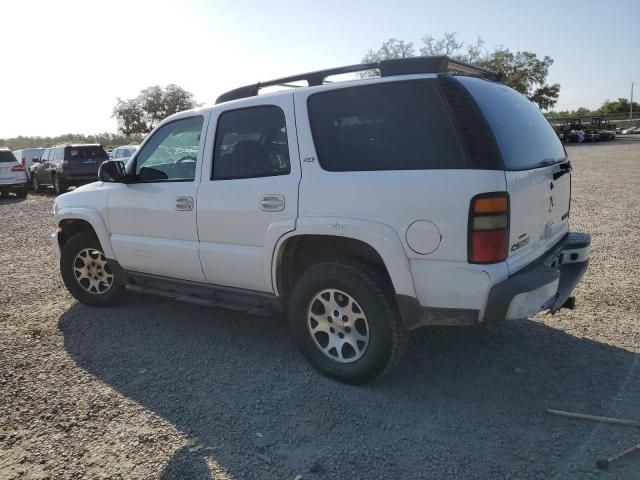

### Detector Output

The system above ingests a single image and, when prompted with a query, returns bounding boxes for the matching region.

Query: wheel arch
[271,218,417,301]
[55,208,114,259]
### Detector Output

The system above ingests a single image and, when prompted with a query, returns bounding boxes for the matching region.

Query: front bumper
[484,232,590,322]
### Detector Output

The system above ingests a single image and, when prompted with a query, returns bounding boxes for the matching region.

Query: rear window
[65,146,108,161]
[307,80,466,172]
[0,150,17,163]
[457,76,566,170]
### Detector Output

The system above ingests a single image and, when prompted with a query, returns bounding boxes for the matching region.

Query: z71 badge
[511,236,530,252]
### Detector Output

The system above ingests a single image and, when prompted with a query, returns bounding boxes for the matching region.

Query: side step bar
[124,271,281,317]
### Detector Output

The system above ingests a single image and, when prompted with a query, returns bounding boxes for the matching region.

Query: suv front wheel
[288,261,408,384]
[60,231,124,306]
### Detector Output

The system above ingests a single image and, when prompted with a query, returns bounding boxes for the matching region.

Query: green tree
[113,84,199,135]
[599,97,639,114]
[361,32,560,110]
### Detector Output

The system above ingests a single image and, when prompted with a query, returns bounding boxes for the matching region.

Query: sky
[1,0,639,138]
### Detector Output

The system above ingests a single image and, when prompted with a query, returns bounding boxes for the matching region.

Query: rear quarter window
[457,76,566,170]
[307,80,466,172]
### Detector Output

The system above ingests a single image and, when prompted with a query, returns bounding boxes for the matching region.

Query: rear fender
[270,217,417,299]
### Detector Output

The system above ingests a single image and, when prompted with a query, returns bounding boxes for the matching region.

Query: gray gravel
[1,138,640,479]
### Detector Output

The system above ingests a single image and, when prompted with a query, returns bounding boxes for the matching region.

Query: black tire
[32,175,42,193]
[16,186,27,198]
[288,261,408,384]
[60,231,124,307]
[53,174,67,195]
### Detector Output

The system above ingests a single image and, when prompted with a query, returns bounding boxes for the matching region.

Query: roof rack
[216,55,502,104]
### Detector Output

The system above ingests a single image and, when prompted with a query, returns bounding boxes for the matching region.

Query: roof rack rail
[216,55,502,104]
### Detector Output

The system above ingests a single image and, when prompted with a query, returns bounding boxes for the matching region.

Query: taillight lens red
[469,193,509,264]
[11,164,25,172]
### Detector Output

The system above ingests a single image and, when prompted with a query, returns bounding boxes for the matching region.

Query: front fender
[54,207,114,259]
[270,217,417,299]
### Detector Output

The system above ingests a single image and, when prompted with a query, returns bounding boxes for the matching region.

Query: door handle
[259,194,285,212]
[175,196,194,211]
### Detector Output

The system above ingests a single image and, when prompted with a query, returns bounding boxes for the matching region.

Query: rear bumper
[484,232,590,322]
[0,180,27,189]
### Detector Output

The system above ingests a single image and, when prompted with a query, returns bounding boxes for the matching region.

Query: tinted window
[65,146,108,162]
[308,80,465,172]
[0,150,17,163]
[135,116,203,182]
[213,106,290,180]
[458,76,566,170]
[54,147,64,161]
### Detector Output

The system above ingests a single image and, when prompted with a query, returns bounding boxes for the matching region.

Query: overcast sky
[2,0,639,137]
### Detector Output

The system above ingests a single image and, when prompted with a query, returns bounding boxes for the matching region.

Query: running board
[124,271,280,317]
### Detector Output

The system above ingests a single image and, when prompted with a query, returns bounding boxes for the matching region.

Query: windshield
[0,150,18,163]
[458,76,566,170]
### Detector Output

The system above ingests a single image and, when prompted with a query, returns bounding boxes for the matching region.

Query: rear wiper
[553,161,572,180]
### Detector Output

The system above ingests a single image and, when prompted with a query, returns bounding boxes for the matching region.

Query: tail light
[468,193,509,264]
[11,164,25,172]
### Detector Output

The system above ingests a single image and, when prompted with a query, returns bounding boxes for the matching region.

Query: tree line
[546,97,639,119]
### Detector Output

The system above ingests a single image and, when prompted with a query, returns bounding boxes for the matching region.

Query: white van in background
[13,148,44,180]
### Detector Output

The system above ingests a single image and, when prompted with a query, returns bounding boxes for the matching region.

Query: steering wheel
[172,155,197,177]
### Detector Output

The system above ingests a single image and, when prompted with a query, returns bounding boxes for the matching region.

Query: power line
[560,83,630,107]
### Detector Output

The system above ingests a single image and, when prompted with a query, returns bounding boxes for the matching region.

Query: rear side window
[457,76,566,170]
[65,146,108,161]
[307,80,465,172]
[213,105,290,180]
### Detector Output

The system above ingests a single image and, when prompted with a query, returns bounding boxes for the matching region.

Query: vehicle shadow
[59,297,640,479]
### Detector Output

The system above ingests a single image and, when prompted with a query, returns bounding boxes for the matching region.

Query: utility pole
[631,82,634,121]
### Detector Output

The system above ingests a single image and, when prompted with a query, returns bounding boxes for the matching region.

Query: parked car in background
[109,145,139,162]
[32,144,109,194]
[621,126,640,135]
[0,148,27,198]
[12,148,44,181]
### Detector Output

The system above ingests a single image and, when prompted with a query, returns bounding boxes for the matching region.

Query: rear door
[197,94,300,292]
[458,77,571,274]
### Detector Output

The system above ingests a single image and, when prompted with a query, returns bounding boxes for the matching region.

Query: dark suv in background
[32,144,109,194]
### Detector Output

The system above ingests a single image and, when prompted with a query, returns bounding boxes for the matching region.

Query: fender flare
[54,207,114,259]
[270,217,417,299]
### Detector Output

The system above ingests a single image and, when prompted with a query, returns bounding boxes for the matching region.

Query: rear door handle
[259,194,285,212]
[176,196,194,211]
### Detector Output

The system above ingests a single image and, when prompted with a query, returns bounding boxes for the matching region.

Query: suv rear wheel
[60,231,124,306]
[288,261,408,384]
[53,174,67,195]
[32,176,42,193]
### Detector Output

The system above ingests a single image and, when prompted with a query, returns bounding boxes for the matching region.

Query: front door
[197,94,301,292]
[108,114,209,282]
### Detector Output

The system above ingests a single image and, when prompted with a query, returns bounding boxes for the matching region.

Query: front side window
[213,106,290,180]
[307,80,466,172]
[135,116,204,182]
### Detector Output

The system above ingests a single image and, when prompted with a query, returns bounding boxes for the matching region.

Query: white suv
[52,56,590,384]
[0,148,28,198]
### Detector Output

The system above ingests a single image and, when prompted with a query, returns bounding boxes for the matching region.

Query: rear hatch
[0,150,22,181]
[65,146,108,178]
[458,77,571,274]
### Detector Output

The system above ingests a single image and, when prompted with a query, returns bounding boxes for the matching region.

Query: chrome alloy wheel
[73,248,114,294]
[307,289,370,363]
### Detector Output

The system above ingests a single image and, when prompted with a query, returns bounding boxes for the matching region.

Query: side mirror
[32,158,41,163]
[98,160,127,183]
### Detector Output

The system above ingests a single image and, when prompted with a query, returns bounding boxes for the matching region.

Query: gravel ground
[1,137,639,480]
